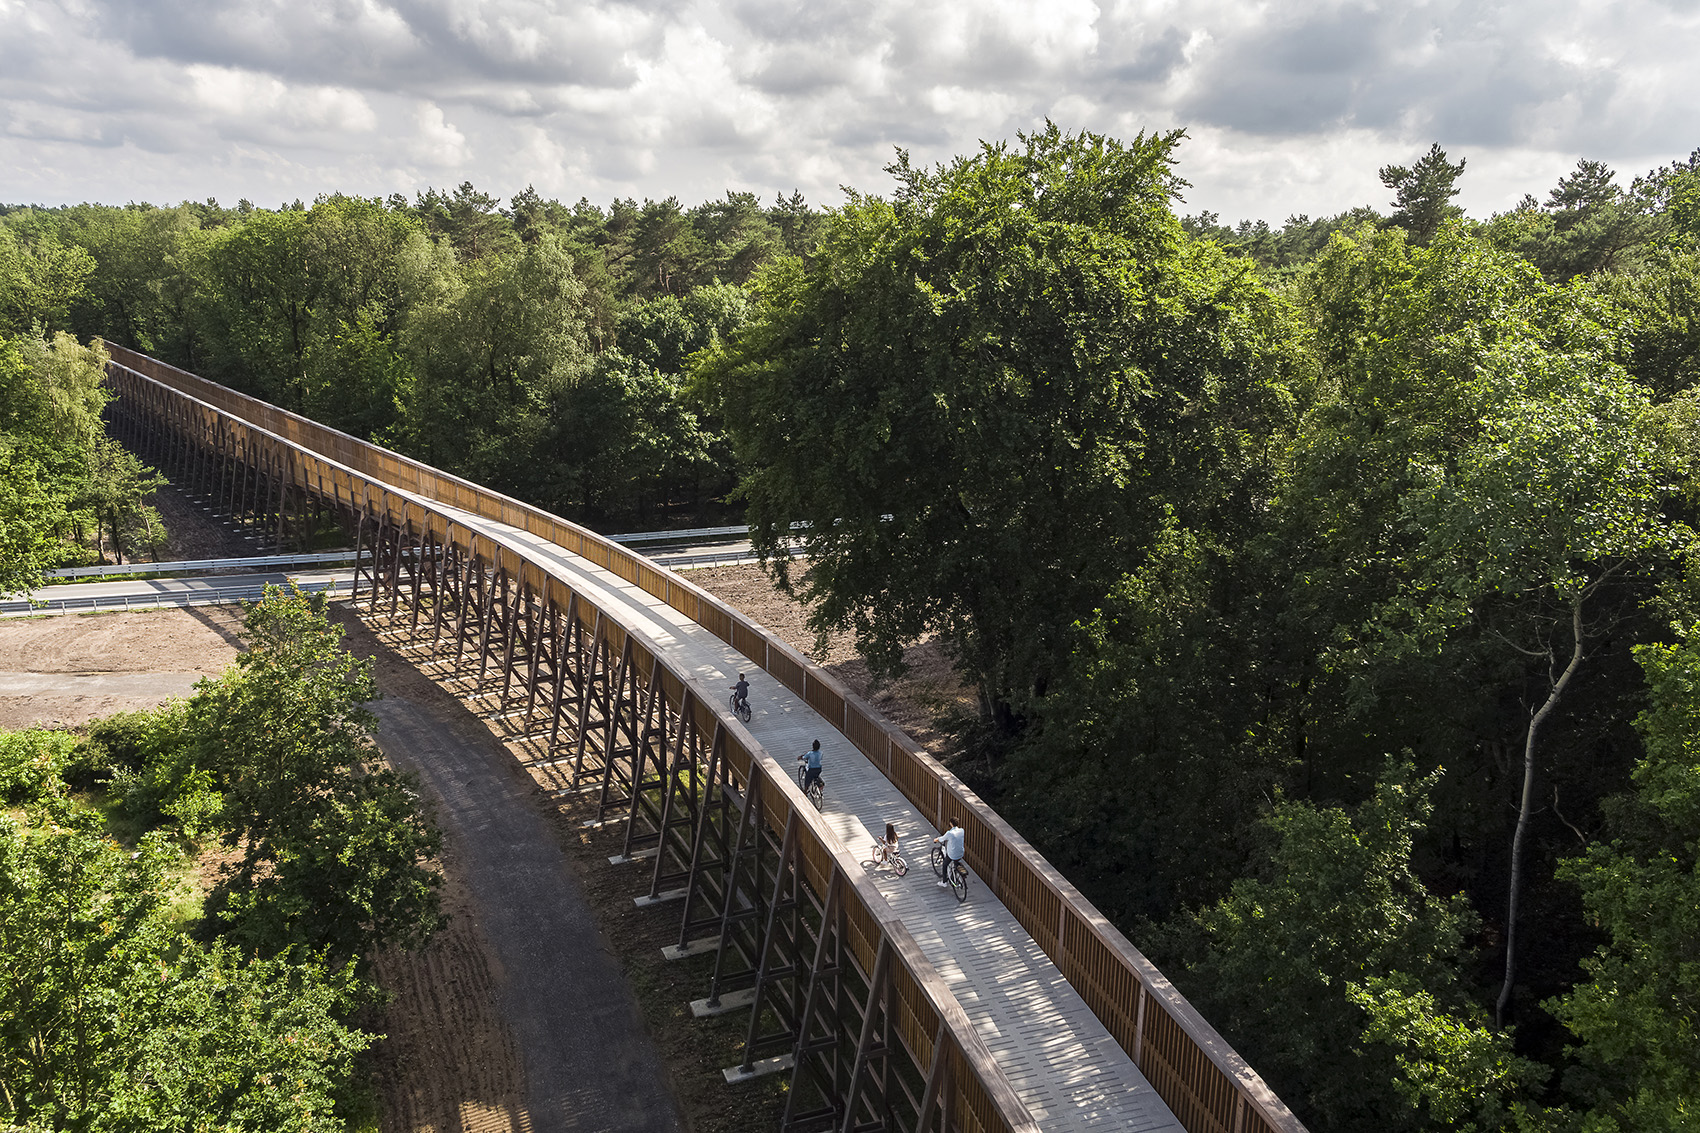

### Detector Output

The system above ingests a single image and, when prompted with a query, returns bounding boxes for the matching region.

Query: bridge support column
[737,810,814,1076]
[674,723,736,952]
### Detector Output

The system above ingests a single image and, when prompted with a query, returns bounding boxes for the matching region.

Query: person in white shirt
[934,818,965,888]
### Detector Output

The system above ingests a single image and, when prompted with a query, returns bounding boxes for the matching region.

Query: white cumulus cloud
[0,0,1694,221]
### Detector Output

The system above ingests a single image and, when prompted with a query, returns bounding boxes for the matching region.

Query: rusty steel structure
[104,344,1307,1133]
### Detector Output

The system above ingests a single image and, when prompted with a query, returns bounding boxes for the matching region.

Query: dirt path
[365,693,684,1133]
[366,849,530,1133]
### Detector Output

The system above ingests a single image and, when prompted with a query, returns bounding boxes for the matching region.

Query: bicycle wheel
[950,860,968,902]
[738,699,751,723]
[891,854,908,877]
[930,844,946,878]
[797,763,808,790]
[807,777,825,811]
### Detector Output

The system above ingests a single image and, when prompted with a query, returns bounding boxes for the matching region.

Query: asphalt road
[5,534,781,616]
[4,570,354,616]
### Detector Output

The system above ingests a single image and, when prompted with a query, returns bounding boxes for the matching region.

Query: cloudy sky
[2,0,1696,224]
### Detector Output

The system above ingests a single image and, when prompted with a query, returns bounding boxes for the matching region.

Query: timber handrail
[105,354,1040,1132]
[106,343,1305,1133]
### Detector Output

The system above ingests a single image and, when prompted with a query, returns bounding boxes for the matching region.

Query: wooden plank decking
[434,505,1187,1133]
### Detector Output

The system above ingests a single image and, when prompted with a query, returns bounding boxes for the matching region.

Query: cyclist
[934,818,965,888]
[799,739,823,795]
[732,672,750,713]
[879,822,899,864]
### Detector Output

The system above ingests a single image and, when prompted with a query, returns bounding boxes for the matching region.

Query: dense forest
[3,127,1699,1131]
[0,184,824,536]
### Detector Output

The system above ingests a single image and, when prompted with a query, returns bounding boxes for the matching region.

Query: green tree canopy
[1540,626,1700,1131]
[0,805,372,1133]
[1172,764,1542,1133]
[0,331,121,592]
[119,586,447,967]
[1380,143,1467,245]
[706,124,1298,713]
[400,230,593,484]
[0,217,95,336]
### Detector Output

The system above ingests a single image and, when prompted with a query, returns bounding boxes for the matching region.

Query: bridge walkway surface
[418,498,1184,1133]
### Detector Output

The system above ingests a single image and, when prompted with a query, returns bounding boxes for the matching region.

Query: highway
[2,570,353,617]
[4,536,784,617]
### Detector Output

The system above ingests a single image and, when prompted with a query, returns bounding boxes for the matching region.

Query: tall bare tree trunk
[1497,597,1586,1028]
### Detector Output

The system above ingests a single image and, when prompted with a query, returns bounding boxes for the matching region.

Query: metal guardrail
[42,542,779,586]
[610,521,809,545]
[46,550,361,579]
[611,524,751,544]
[2,579,342,617]
[655,547,805,571]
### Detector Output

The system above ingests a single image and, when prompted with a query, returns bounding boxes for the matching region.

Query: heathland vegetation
[3,128,1699,1131]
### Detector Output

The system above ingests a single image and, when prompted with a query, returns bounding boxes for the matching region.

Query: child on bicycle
[880,822,899,862]
[798,739,823,794]
[934,818,965,888]
[732,672,750,712]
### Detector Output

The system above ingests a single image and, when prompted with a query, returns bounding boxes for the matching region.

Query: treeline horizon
[0,182,830,534]
[2,140,1694,541]
[4,127,1700,1133]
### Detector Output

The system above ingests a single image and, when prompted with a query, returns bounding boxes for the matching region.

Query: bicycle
[861,839,908,877]
[930,843,968,902]
[796,759,824,811]
[727,687,751,724]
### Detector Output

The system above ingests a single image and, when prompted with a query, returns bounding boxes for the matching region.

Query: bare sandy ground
[0,606,245,728]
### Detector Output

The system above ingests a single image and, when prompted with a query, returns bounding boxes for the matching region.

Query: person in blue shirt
[799,739,823,793]
[733,673,750,712]
[934,818,965,888]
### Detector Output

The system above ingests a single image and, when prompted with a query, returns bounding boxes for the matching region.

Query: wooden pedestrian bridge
[102,345,1307,1133]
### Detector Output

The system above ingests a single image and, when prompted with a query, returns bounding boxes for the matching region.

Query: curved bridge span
[103,345,1305,1133]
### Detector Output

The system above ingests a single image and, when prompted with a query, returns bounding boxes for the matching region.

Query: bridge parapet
[105,343,1306,1133]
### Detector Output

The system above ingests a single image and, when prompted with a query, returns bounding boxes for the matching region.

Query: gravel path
[369,695,686,1133]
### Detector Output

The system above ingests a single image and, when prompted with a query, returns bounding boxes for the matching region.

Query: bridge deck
[429,501,1184,1133]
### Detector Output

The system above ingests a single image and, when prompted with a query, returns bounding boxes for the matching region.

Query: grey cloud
[746,52,856,97]
[726,0,873,46]
[1178,5,1397,133]
[664,108,753,152]
[877,10,1053,87]
[92,0,655,93]
[4,0,1699,224]
[827,111,954,152]
[1099,26,1188,85]
[1174,0,1645,154]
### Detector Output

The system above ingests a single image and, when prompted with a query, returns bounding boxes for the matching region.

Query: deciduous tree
[707,124,1298,718]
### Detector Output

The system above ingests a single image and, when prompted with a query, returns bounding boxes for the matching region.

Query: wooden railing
[107,344,1307,1133]
[106,355,1038,1133]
